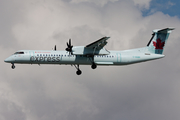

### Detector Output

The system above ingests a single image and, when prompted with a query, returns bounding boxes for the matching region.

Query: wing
[85,37,110,50]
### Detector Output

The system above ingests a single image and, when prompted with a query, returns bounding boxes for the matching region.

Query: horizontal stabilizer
[153,28,175,33]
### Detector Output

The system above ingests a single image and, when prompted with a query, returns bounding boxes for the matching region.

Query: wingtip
[169,28,175,30]
[105,36,110,39]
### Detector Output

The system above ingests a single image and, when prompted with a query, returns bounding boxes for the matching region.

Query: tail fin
[147,28,175,54]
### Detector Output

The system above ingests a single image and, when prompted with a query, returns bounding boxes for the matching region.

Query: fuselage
[4,47,164,66]
[4,28,174,75]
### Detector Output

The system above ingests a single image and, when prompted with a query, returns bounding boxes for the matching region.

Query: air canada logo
[153,38,165,49]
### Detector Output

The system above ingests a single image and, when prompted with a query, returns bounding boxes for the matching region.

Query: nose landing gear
[11,63,15,69]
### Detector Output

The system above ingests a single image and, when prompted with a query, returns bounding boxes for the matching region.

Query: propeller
[54,45,56,51]
[65,39,73,55]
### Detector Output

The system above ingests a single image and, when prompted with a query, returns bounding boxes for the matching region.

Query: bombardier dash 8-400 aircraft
[4,28,174,75]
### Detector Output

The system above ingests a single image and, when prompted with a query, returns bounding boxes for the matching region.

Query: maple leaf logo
[153,38,165,49]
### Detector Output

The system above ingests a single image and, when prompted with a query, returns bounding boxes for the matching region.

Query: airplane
[4,28,174,75]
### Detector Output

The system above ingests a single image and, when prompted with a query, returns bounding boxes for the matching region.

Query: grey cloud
[0,1,24,48]
[1,0,180,120]
[0,99,26,120]
[69,0,118,7]
[132,0,151,9]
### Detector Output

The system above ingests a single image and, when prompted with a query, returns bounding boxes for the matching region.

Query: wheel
[76,70,82,75]
[11,65,15,69]
[91,64,97,69]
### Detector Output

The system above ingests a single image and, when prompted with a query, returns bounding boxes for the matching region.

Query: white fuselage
[4,28,174,75]
[4,47,164,66]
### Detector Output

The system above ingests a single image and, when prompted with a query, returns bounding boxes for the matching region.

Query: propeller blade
[69,39,71,46]
[54,45,56,51]
[65,38,73,54]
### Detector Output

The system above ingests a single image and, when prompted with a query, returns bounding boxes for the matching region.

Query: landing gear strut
[11,63,15,69]
[74,64,82,75]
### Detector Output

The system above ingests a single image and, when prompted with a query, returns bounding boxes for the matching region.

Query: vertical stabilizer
[147,28,174,54]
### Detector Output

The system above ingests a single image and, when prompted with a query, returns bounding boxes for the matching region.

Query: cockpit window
[14,52,24,54]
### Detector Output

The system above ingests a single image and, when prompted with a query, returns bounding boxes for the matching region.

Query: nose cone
[4,57,13,63]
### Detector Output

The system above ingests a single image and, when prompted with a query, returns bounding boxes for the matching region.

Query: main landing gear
[91,62,97,69]
[11,63,15,69]
[89,56,97,69]
[73,63,97,75]
[74,64,82,75]
[73,56,97,75]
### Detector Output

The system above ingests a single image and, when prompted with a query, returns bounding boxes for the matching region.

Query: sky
[1,0,180,120]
